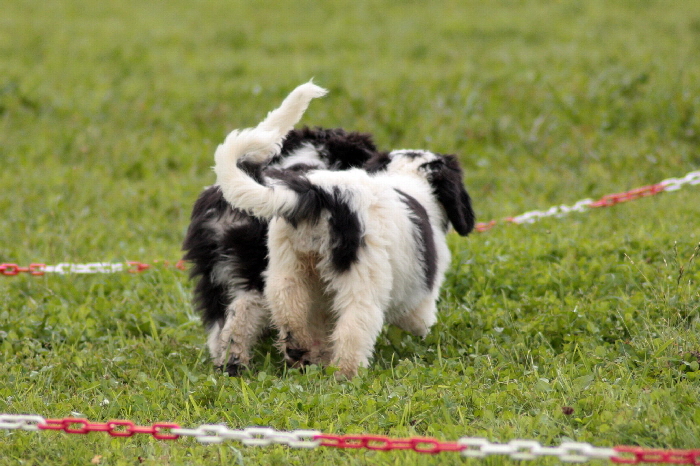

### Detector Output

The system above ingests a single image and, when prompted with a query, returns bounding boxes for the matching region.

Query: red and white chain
[475,169,700,231]
[3,414,700,464]
[2,169,699,273]
[0,260,182,276]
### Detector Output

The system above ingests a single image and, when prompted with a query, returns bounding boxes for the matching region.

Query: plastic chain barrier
[0,260,184,276]
[2,169,699,274]
[475,169,700,232]
[2,414,699,464]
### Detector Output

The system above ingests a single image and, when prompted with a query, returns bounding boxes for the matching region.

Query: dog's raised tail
[257,82,328,141]
[214,82,327,219]
[216,81,327,167]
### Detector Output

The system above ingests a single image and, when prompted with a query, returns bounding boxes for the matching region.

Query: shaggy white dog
[214,82,474,378]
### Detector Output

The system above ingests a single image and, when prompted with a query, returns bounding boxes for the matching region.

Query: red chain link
[315,433,464,454]
[589,183,666,208]
[150,259,187,271]
[0,263,46,276]
[475,220,497,233]
[38,418,180,440]
[127,261,151,273]
[125,260,186,273]
[612,446,700,465]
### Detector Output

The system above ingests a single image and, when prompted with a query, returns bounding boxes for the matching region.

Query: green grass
[2,0,700,464]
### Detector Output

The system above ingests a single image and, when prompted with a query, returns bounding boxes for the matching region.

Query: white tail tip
[292,81,329,100]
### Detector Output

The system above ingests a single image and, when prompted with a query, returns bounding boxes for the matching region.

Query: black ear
[281,127,378,170]
[363,151,392,173]
[424,155,475,236]
[324,130,378,169]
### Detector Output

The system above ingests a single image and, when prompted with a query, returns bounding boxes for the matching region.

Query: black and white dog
[183,121,378,375]
[214,82,475,378]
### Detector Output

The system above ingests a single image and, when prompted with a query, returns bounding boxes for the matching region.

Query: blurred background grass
[2,0,699,263]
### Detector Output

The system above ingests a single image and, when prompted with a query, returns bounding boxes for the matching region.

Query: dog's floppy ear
[363,151,392,173]
[423,155,475,236]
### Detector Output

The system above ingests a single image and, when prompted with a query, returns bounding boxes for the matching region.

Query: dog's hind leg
[214,290,269,376]
[391,295,438,338]
[265,240,328,368]
[326,254,392,379]
[328,291,386,379]
[267,270,325,368]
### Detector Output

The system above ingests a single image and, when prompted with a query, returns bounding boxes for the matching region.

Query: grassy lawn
[2,0,700,464]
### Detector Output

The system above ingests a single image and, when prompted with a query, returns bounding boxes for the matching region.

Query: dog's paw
[333,366,358,381]
[285,347,312,367]
[225,356,244,377]
[225,363,242,377]
[216,352,248,377]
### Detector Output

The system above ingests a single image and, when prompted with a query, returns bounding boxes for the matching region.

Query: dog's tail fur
[214,82,327,219]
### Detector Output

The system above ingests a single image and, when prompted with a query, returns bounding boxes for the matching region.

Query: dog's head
[365,150,475,236]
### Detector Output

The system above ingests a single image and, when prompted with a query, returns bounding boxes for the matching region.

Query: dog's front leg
[266,223,329,368]
[213,290,269,376]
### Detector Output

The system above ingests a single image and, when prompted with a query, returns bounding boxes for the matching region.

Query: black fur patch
[265,172,364,273]
[421,155,476,236]
[220,214,269,293]
[285,163,323,172]
[225,357,243,377]
[363,152,392,173]
[182,186,234,327]
[395,189,437,290]
[265,170,326,227]
[237,159,266,184]
[280,127,377,169]
[182,186,268,327]
[285,347,308,362]
[328,187,364,273]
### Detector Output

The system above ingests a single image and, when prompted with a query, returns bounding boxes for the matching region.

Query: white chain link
[458,437,616,462]
[171,425,321,448]
[43,263,126,274]
[659,170,700,191]
[508,199,594,224]
[0,414,47,431]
